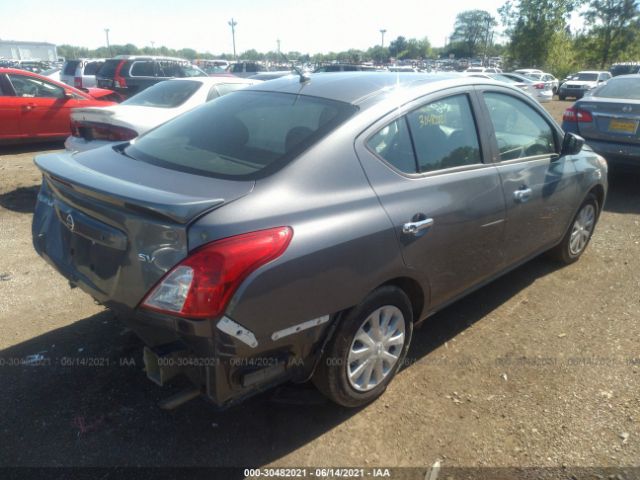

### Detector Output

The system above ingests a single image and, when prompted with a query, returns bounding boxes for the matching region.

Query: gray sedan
[32,73,607,408]
[562,74,640,169]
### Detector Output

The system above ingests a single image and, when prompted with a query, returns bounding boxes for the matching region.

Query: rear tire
[312,286,413,408]
[549,194,599,264]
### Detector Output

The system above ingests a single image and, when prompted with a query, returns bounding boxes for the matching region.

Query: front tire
[313,286,413,408]
[550,194,599,264]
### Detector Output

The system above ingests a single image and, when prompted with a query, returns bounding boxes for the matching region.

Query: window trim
[474,87,562,166]
[363,89,489,178]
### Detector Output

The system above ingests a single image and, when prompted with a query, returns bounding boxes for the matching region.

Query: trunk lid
[574,98,640,145]
[32,148,254,310]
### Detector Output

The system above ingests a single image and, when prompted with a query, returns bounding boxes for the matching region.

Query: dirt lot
[1,100,639,475]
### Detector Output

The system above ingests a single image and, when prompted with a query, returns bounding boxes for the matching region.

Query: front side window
[125,91,357,179]
[483,92,556,161]
[407,94,482,172]
[122,80,201,108]
[8,74,64,98]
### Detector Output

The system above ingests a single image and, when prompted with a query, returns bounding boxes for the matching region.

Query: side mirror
[63,90,74,99]
[561,132,585,156]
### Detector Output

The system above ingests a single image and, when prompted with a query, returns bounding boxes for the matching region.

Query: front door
[478,90,579,264]
[356,90,506,309]
[6,73,71,138]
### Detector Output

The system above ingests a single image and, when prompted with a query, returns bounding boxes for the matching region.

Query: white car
[524,72,559,94]
[558,71,612,100]
[514,68,543,75]
[466,72,553,103]
[65,76,259,152]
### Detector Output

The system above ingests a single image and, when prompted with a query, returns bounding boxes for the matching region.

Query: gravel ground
[0,101,639,475]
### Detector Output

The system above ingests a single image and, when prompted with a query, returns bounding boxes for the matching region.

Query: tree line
[58,0,640,77]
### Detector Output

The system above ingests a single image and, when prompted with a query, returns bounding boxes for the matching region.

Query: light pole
[228,18,237,60]
[380,29,387,48]
[104,28,112,57]
[151,40,155,54]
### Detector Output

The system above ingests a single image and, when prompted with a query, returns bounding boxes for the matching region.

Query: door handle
[402,218,434,236]
[513,187,532,203]
[21,103,36,111]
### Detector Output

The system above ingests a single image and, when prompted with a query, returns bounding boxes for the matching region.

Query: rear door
[477,88,579,264]
[127,60,157,95]
[356,88,506,308]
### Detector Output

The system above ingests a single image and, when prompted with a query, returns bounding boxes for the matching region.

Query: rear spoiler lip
[35,152,229,224]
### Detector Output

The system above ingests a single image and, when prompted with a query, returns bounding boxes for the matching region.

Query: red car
[0,68,117,144]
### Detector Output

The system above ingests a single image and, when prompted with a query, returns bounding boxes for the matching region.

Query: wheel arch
[377,276,427,323]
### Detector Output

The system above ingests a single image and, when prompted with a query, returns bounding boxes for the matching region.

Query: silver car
[32,73,607,408]
[562,74,640,169]
[60,58,104,89]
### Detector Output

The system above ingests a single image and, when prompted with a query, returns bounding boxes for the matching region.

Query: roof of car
[111,55,191,62]
[578,70,610,74]
[245,71,472,105]
[168,76,259,85]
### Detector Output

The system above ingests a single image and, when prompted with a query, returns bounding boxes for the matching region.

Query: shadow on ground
[605,169,640,214]
[0,185,39,214]
[0,256,560,468]
[0,141,64,156]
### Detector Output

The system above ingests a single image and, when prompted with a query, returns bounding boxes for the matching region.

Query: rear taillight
[74,76,82,88]
[70,121,138,141]
[70,120,80,137]
[534,82,545,89]
[113,61,127,88]
[141,227,293,319]
[563,107,593,123]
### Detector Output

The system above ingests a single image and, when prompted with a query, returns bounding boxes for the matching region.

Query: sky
[1,0,585,55]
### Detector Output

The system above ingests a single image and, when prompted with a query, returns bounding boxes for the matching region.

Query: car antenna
[280,52,309,84]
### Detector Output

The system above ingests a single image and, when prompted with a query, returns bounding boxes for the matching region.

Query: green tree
[449,10,497,58]
[499,0,582,67]
[388,36,408,58]
[582,0,639,68]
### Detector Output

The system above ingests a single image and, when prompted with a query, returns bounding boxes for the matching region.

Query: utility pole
[228,18,237,60]
[277,38,281,53]
[151,40,155,53]
[380,29,387,48]
[104,28,112,57]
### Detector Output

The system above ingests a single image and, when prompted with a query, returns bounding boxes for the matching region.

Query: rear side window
[125,91,358,179]
[97,59,122,77]
[367,118,416,173]
[407,94,481,172]
[122,80,201,108]
[483,92,556,161]
[131,61,155,77]
[63,61,80,76]
[83,61,103,75]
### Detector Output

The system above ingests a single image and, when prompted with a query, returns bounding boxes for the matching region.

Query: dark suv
[96,56,206,97]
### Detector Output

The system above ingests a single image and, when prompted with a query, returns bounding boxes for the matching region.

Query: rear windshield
[122,80,201,108]
[84,61,103,75]
[593,77,640,99]
[125,91,358,179]
[576,73,598,81]
[63,61,80,75]
[97,59,122,77]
